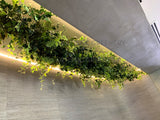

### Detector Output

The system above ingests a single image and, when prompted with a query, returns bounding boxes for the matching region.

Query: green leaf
[15,23,20,32]
[80,36,84,40]
[34,15,38,21]
[21,0,24,4]
[0,8,6,16]
[81,79,86,87]
[44,17,50,22]
[24,6,29,12]
[12,0,19,6]
[69,75,73,79]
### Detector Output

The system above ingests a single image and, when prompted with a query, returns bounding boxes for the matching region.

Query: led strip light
[0,53,61,71]
[0,52,142,74]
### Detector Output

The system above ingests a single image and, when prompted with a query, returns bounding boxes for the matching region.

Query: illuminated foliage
[0,0,145,89]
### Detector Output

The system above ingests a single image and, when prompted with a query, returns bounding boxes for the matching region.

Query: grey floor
[0,55,160,120]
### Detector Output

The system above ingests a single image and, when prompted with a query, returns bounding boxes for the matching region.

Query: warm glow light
[0,53,142,77]
[136,68,142,71]
[0,53,61,71]
[0,53,29,63]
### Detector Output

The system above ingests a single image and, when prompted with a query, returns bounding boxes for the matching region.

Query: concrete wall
[140,0,160,45]
[140,0,160,24]
[150,69,160,90]
[1,0,160,120]
[0,54,160,120]
[33,0,160,73]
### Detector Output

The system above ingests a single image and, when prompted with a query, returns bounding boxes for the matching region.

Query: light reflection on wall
[0,53,61,71]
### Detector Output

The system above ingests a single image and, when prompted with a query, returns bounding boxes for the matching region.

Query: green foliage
[0,0,145,89]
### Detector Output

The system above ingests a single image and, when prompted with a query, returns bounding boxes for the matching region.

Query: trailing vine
[0,0,145,89]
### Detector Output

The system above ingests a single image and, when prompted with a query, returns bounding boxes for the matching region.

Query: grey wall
[1,54,160,120]
[150,69,160,90]
[1,0,160,120]
[33,0,160,73]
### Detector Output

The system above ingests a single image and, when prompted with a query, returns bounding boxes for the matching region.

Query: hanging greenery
[0,0,145,89]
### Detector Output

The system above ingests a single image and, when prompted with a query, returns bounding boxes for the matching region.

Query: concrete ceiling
[1,1,160,120]
[33,0,160,74]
